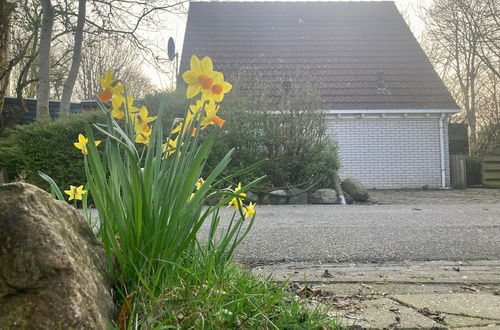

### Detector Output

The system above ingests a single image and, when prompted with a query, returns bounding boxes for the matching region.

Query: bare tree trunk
[0,0,16,130]
[36,0,54,120]
[59,0,86,116]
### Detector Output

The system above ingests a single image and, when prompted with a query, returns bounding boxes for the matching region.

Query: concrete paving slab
[392,294,500,320]
[318,282,485,295]
[440,314,500,328]
[251,260,500,284]
[470,324,500,329]
[342,297,440,329]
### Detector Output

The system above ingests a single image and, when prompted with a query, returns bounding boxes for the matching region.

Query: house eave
[323,109,459,115]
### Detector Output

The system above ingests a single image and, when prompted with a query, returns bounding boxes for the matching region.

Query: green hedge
[145,86,341,192]
[0,111,106,192]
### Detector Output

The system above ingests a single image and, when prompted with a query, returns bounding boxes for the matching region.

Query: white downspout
[439,113,446,189]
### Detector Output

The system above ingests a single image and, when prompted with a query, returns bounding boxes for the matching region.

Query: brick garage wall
[326,115,450,189]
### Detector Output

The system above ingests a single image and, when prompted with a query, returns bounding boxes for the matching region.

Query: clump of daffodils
[72,55,256,215]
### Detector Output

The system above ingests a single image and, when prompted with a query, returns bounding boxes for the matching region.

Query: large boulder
[310,188,338,204]
[287,188,308,205]
[262,189,288,205]
[0,183,114,329]
[341,178,369,202]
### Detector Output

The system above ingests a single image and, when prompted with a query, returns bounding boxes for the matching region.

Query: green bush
[0,111,106,191]
[145,84,341,192]
[205,84,341,191]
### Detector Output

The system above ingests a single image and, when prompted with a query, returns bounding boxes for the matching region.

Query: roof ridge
[189,1,396,3]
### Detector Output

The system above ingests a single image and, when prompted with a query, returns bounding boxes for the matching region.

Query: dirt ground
[368,188,500,204]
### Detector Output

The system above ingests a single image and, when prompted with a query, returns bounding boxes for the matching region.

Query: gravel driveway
[211,189,500,264]
[369,188,500,204]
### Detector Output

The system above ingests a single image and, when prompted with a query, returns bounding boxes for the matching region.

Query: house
[180,1,459,189]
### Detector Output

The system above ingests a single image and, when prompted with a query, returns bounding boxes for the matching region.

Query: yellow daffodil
[162,137,178,157]
[195,178,205,190]
[132,106,157,134]
[74,134,101,155]
[189,178,205,201]
[172,101,202,136]
[135,127,152,146]
[228,183,247,209]
[111,94,139,120]
[98,71,124,103]
[64,185,87,201]
[243,202,256,219]
[111,94,125,119]
[182,55,217,99]
[201,100,225,128]
[202,71,233,102]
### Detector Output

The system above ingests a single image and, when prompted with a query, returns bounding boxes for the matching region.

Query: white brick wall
[326,115,450,189]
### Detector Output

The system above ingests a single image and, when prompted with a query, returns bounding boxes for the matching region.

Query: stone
[246,191,259,203]
[310,188,338,204]
[0,183,115,329]
[341,178,369,202]
[287,188,308,205]
[262,189,288,205]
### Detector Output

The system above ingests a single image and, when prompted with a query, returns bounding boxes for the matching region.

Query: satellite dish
[167,37,176,61]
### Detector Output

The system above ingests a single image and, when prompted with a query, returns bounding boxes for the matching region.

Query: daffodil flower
[201,100,225,128]
[64,185,87,201]
[172,101,201,136]
[228,183,247,209]
[162,137,178,157]
[243,202,256,219]
[111,94,139,120]
[195,178,205,190]
[202,71,233,102]
[132,106,157,134]
[182,55,217,99]
[74,134,101,155]
[98,71,124,103]
[135,127,152,146]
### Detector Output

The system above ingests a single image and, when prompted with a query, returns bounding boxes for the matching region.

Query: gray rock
[0,183,114,329]
[341,178,369,202]
[310,188,338,204]
[246,191,259,203]
[288,188,308,205]
[262,189,288,205]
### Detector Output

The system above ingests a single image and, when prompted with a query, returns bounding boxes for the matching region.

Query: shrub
[205,82,341,191]
[0,111,106,191]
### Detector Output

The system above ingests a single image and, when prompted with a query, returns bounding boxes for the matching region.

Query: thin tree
[59,0,86,116]
[36,0,54,119]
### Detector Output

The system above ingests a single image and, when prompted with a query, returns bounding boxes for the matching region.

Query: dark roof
[181,1,458,110]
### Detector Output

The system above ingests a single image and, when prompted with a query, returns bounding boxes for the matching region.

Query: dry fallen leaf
[118,291,137,330]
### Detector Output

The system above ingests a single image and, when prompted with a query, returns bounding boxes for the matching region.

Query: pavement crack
[438,311,500,322]
[357,282,448,325]
[387,296,447,325]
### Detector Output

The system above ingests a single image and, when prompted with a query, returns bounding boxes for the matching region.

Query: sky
[143,0,434,90]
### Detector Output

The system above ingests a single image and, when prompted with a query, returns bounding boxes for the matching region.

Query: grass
[122,253,344,329]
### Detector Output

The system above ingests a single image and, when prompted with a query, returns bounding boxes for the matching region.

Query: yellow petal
[200,56,213,74]
[186,84,201,99]
[182,70,198,84]
[223,82,233,93]
[190,55,201,74]
[78,134,87,145]
[95,140,101,147]
[212,71,224,83]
